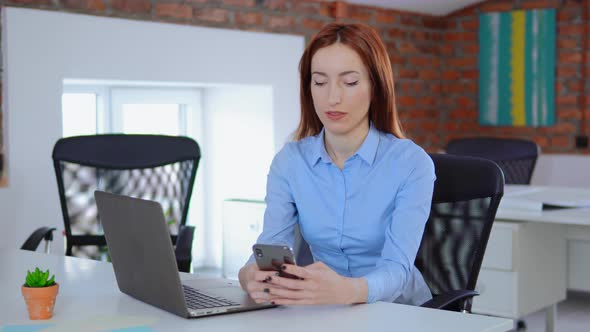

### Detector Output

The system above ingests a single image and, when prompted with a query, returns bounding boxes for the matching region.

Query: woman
[238,22,435,306]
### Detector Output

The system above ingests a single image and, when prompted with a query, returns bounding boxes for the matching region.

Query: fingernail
[281,265,287,270]
[263,288,270,293]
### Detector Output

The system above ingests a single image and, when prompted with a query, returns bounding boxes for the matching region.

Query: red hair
[295,22,404,140]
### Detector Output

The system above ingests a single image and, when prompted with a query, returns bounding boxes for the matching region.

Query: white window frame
[62,85,203,138]
[61,84,109,134]
[61,84,206,268]
[110,87,202,136]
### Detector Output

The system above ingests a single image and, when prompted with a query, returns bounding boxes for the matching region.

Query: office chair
[446,137,539,184]
[416,153,504,312]
[293,154,503,311]
[21,227,57,253]
[37,134,200,272]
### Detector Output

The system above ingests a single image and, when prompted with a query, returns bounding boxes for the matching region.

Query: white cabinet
[472,221,567,318]
[222,199,265,280]
[566,225,590,291]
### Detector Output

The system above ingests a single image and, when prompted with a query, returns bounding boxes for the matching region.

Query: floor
[510,291,590,331]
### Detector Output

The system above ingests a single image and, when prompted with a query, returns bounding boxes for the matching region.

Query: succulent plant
[25,267,56,288]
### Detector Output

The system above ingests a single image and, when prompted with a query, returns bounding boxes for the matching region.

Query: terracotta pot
[21,283,59,320]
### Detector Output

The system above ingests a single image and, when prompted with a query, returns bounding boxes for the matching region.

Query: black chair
[446,137,539,184]
[21,227,57,253]
[417,153,504,312]
[26,134,200,272]
[293,153,503,311]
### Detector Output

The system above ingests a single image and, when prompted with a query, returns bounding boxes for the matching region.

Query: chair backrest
[52,134,200,259]
[414,153,504,312]
[446,137,539,184]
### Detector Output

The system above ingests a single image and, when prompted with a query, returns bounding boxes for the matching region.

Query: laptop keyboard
[182,285,240,309]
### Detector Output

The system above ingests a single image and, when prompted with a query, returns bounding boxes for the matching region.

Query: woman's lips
[326,111,346,121]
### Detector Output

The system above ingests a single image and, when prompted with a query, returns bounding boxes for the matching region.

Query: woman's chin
[322,122,352,136]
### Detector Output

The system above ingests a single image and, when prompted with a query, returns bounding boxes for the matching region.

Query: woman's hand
[238,263,286,304]
[265,261,368,305]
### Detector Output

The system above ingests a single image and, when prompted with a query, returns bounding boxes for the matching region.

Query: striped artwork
[478,9,556,126]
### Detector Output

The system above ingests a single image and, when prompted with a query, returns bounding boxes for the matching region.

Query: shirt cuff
[363,273,382,304]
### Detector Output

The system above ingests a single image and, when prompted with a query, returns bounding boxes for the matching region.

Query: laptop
[94,190,275,318]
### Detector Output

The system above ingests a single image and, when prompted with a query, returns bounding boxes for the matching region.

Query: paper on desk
[503,185,544,197]
[0,315,157,332]
[498,197,543,211]
[499,196,590,211]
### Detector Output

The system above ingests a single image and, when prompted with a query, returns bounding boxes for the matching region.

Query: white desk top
[0,250,512,332]
[496,185,590,226]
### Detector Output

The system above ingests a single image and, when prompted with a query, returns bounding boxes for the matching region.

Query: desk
[497,185,590,226]
[0,250,512,332]
[472,185,590,332]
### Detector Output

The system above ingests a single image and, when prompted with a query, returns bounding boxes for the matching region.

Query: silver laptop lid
[94,190,189,317]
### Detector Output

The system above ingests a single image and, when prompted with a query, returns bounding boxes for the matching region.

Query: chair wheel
[516,319,527,330]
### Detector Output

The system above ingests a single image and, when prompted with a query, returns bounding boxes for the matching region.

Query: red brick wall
[1,0,588,154]
[1,0,444,153]
[442,0,589,153]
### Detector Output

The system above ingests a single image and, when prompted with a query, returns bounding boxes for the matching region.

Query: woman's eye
[313,81,327,86]
[345,81,359,87]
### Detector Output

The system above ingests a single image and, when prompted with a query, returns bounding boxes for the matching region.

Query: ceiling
[345,0,484,16]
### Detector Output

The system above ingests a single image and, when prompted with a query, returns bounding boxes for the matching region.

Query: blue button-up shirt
[246,124,435,305]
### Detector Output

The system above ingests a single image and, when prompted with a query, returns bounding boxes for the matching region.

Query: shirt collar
[309,123,379,167]
[308,127,329,166]
[355,123,379,166]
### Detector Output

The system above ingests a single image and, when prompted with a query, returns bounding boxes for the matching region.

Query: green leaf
[25,267,55,287]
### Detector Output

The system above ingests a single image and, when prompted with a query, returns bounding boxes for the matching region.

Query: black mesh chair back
[415,153,504,312]
[52,135,200,266]
[446,137,539,184]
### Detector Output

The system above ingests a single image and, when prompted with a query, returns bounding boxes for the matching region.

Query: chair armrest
[175,225,195,273]
[420,290,479,310]
[21,227,57,252]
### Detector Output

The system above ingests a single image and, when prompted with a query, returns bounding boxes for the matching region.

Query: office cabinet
[222,199,265,280]
[472,221,567,318]
[566,225,590,291]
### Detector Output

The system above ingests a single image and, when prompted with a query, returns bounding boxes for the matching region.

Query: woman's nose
[328,84,342,105]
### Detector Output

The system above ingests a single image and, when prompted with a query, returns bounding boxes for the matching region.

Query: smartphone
[252,244,300,279]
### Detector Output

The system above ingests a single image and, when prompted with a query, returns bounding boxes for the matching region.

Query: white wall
[531,154,590,188]
[0,8,304,252]
[200,86,274,267]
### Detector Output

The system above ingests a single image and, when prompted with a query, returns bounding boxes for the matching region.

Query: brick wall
[0,0,587,159]
[442,0,589,153]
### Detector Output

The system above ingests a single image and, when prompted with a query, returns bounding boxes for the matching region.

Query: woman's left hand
[264,261,367,305]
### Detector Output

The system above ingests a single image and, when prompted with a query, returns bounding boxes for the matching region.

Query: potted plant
[21,267,59,320]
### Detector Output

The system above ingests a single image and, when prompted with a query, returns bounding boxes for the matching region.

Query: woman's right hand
[238,263,282,304]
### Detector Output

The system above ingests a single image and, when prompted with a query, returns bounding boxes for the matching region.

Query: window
[61,82,274,270]
[61,85,200,137]
[61,83,205,267]
[61,93,97,137]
